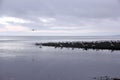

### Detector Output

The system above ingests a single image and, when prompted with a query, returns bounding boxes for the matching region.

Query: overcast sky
[0,0,120,36]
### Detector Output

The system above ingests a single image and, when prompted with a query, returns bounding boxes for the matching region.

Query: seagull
[32,29,35,31]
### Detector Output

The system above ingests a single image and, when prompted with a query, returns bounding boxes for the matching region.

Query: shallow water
[0,36,120,80]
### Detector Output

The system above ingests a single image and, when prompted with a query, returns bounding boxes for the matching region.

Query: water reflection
[38,45,119,53]
[0,41,120,80]
[0,42,33,58]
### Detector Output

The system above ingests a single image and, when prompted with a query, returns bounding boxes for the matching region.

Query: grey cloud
[1,0,120,18]
[0,0,120,35]
[0,0,3,9]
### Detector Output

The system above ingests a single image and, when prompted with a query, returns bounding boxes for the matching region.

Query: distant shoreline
[35,40,120,50]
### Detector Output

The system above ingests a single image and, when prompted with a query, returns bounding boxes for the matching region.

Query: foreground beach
[35,41,120,50]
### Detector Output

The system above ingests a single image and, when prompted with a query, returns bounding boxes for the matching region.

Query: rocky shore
[35,41,120,50]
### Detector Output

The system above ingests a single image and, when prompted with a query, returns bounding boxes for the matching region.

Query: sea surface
[0,36,120,80]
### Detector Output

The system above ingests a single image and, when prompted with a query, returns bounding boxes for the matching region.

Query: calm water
[0,36,120,80]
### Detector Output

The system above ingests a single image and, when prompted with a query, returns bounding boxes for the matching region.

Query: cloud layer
[0,0,120,36]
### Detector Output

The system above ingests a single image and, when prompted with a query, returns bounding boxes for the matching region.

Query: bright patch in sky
[39,17,56,23]
[0,25,30,32]
[0,16,31,25]
[0,16,30,32]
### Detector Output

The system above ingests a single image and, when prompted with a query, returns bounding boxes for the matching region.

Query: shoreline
[35,40,120,50]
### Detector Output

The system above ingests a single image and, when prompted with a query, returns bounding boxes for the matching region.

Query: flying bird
[32,29,35,31]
